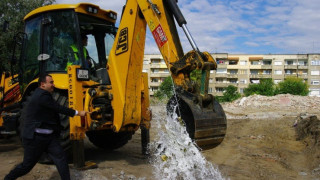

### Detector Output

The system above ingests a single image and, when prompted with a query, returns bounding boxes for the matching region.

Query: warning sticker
[152,25,168,48]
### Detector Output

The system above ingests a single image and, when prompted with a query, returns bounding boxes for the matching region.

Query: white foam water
[149,105,225,180]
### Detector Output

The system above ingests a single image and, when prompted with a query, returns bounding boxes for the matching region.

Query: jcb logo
[115,27,128,55]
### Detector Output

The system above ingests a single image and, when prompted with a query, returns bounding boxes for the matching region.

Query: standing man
[5,74,87,180]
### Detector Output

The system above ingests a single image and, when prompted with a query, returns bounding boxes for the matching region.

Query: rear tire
[86,129,133,150]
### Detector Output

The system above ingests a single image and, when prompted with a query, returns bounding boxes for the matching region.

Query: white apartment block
[143,53,320,97]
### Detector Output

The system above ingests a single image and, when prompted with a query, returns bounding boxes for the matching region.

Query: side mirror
[2,21,9,32]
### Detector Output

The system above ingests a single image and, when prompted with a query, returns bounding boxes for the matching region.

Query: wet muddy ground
[1,103,320,179]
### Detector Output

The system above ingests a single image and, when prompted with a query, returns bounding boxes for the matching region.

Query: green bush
[244,78,275,96]
[153,76,174,100]
[218,85,241,102]
[277,77,309,96]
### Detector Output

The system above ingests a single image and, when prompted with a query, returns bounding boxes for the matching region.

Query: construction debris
[222,94,320,119]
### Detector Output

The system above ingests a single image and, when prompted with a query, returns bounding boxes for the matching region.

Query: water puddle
[149,105,225,180]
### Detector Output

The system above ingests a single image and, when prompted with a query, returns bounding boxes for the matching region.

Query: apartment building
[143,53,320,97]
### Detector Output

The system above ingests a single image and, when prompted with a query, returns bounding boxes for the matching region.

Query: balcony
[261,65,272,69]
[298,65,308,69]
[249,74,272,78]
[217,64,227,68]
[284,74,297,78]
[150,73,170,78]
[150,64,167,68]
[297,74,308,78]
[284,65,297,69]
[215,73,228,78]
[150,82,161,86]
[249,65,261,69]
[227,74,238,78]
[227,65,240,69]
[214,82,229,87]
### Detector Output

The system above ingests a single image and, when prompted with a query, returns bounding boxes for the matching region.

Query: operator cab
[20,3,117,88]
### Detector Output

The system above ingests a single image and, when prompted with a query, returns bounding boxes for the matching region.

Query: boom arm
[108,0,226,149]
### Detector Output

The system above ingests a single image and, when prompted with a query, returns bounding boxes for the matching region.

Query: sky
[55,0,320,55]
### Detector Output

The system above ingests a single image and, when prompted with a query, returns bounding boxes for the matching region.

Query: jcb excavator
[1,0,226,167]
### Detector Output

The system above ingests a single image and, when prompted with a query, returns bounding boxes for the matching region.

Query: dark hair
[81,34,88,40]
[38,73,52,86]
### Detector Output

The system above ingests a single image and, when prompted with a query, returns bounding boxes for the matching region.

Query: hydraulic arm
[108,0,226,149]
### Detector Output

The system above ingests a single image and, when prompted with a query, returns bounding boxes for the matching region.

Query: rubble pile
[222,94,320,119]
[295,114,320,144]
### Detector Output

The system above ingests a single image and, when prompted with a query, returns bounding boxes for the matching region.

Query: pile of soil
[295,114,320,175]
[222,94,320,119]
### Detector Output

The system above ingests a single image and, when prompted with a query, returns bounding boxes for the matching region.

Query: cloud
[53,0,320,54]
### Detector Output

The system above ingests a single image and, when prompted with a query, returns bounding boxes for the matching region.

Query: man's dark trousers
[4,133,70,180]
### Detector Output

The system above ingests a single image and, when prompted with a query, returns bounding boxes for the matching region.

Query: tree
[276,77,309,96]
[0,0,55,72]
[153,76,174,100]
[219,85,241,102]
[244,78,275,96]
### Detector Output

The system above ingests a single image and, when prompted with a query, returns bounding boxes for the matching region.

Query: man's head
[81,34,88,46]
[38,74,55,93]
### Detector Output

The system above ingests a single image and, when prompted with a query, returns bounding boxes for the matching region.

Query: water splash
[149,104,225,180]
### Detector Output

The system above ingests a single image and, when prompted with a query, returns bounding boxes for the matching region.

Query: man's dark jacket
[22,87,75,139]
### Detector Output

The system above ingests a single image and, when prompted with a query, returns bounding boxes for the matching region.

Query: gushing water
[149,104,225,180]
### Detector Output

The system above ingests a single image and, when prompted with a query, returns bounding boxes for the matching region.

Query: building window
[311,70,320,75]
[143,60,149,64]
[240,61,247,65]
[216,87,225,92]
[274,79,282,84]
[251,61,259,65]
[229,60,237,65]
[250,79,260,84]
[229,70,238,74]
[263,70,271,74]
[210,70,214,73]
[229,79,237,84]
[240,88,244,93]
[311,80,320,85]
[285,70,294,74]
[216,68,227,74]
[274,61,282,65]
[151,78,159,82]
[250,70,258,74]
[151,59,161,64]
[239,79,247,84]
[311,60,320,66]
[285,60,294,65]
[216,78,224,83]
[274,70,282,75]
[151,86,158,91]
[299,61,307,66]
[163,69,169,73]
[217,60,225,64]
[262,60,272,65]
[142,69,148,73]
[151,68,159,73]
[208,87,213,93]
[309,89,320,96]
[209,78,213,83]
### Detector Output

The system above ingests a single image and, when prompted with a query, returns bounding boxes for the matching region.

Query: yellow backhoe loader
[1,0,226,167]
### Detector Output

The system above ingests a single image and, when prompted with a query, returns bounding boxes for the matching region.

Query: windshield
[21,10,116,87]
[21,10,79,86]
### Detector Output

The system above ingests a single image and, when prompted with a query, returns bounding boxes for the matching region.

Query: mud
[1,94,320,179]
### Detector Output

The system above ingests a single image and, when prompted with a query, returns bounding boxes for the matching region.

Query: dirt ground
[1,94,320,179]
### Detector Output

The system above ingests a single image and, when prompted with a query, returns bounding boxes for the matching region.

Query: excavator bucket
[167,90,227,150]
